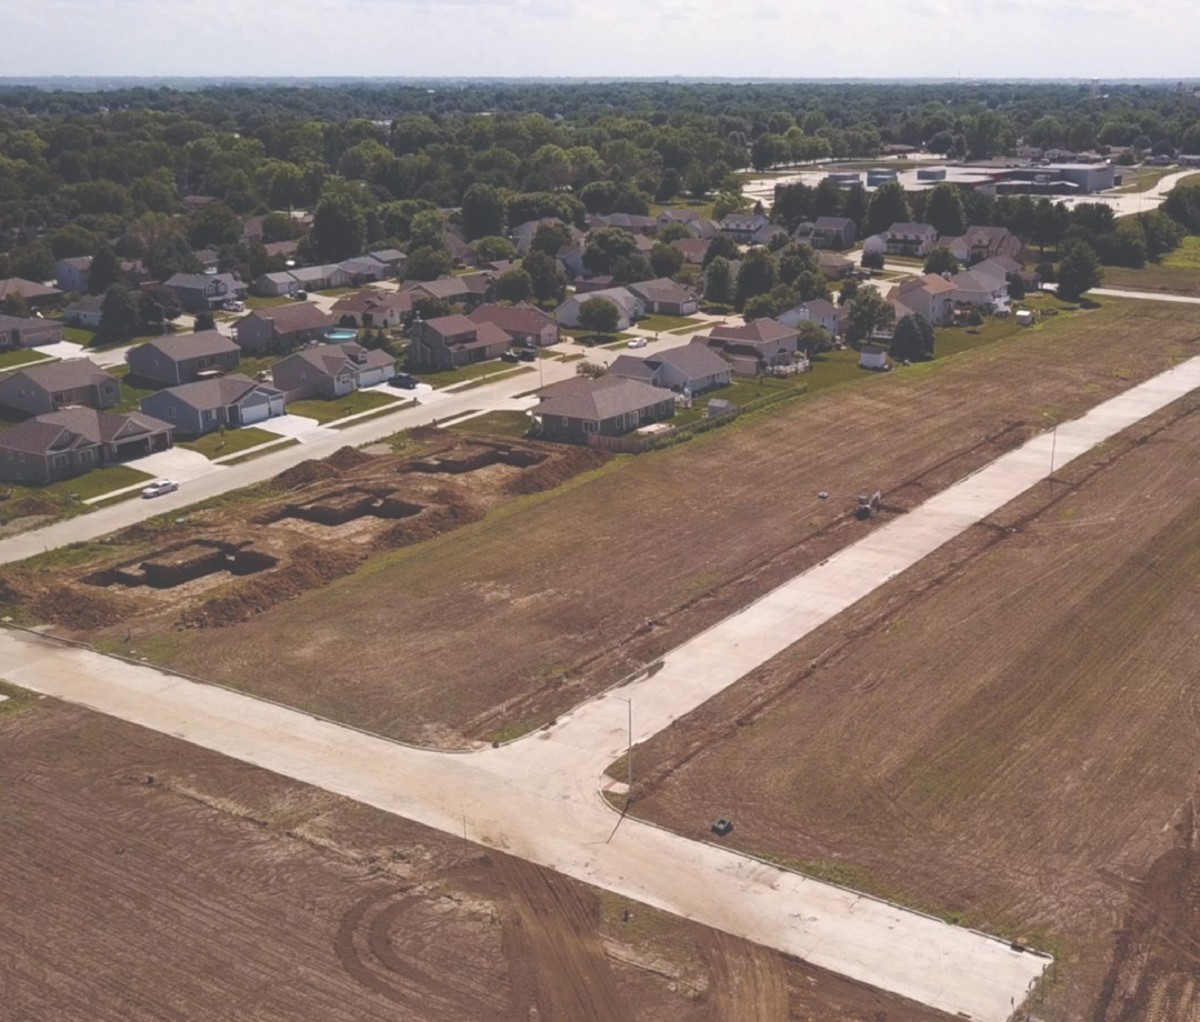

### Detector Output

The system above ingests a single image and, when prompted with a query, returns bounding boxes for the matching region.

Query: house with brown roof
[408,315,512,371]
[627,278,700,317]
[271,343,395,401]
[0,278,62,308]
[942,226,1023,265]
[555,288,644,331]
[610,344,733,394]
[404,275,492,310]
[0,314,64,350]
[703,319,800,376]
[511,218,586,256]
[468,304,559,347]
[809,217,857,250]
[889,274,957,326]
[0,408,173,485]
[126,331,242,386]
[671,238,711,265]
[533,375,676,444]
[815,250,855,280]
[778,298,844,338]
[140,375,286,437]
[883,223,940,257]
[234,302,334,354]
[332,290,413,329]
[0,359,122,417]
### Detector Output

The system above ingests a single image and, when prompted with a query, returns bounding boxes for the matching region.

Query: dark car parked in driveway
[389,373,419,389]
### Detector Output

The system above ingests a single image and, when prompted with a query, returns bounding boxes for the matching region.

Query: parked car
[141,479,179,499]
[500,350,520,363]
[389,373,418,390]
[516,348,537,362]
[627,337,648,349]
[222,299,245,313]
[291,289,308,300]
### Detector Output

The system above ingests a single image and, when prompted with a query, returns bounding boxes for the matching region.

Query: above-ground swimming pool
[324,329,358,343]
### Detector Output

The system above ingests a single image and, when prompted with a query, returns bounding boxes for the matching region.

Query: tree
[473,235,516,263]
[925,183,966,238]
[734,248,776,310]
[923,247,961,276]
[408,210,448,251]
[87,245,124,296]
[657,222,693,245]
[311,192,366,262]
[1056,241,1103,301]
[794,320,831,357]
[2,293,29,318]
[890,313,935,362]
[577,296,620,334]
[649,242,684,279]
[97,283,141,343]
[529,221,573,257]
[523,250,567,304]
[838,278,859,305]
[865,182,911,237]
[743,283,799,321]
[845,287,894,344]
[137,283,182,332]
[861,250,884,270]
[405,245,453,281]
[188,201,243,249]
[461,183,508,241]
[702,233,740,267]
[712,191,749,221]
[494,268,533,303]
[9,242,55,284]
[194,310,217,332]
[582,227,639,276]
[704,256,734,306]
[1006,273,1026,301]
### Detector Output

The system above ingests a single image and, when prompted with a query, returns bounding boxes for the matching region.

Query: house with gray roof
[555,287,644,331]
[627,278,700,317]
[718,212,770,243]
[164,273,248,312]
[54,256,92,294]
[0,359,121,417]
[126,330,241,386]
[408,314,512,371]
[778,298,843,337]
[332,290,413,329]
[533,375,676,444]
[338,256,389,284]
[0,314,64,350]
[809,217,857,250]
[468,303,558,347]
[271,343,395,401]
[0,278,62,308]
[0,408,172,485]
[63,295,105,330]
[367,249,407,275]
[883,223,939,257]
[610,344,732,394]
[140,375,285,437]
[704,319,800,376]
[234,302,334,354]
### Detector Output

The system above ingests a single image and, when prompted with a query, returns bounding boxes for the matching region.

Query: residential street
[8,352,1200,1019]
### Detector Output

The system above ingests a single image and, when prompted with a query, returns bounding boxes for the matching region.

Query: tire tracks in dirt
[703,931,789,1021]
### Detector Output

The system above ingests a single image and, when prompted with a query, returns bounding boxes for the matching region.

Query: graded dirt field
[624,387,1200,1021]
[6,299,1200,750]
[0,687,945,1022]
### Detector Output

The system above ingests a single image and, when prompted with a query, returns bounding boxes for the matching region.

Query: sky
[2,0,1198,80]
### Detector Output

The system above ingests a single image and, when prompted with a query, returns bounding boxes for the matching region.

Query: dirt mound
[178,544,363,629]
[325,446,376,471]
[272,458,340,491]
[3,496,61,517]
[503,448,608,496]
[379,499,486,550]
[30,583,135,630]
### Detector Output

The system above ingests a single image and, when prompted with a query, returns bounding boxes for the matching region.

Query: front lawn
[634,314,706,334]
[417,361,530,388]
[244,294,295,311]
[0,463,154,527]
[178,427,280,460]
[45,464,155,501]
[61,326,97,345]
[648,199,716,219]
[0,349,55,371]
[286,389,400,424]
[109,366,162,412]
[448,410,532,438]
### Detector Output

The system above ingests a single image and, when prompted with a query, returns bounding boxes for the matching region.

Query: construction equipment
[855,490,882,520]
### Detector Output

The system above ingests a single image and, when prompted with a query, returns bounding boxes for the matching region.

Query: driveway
[254,413,335,441]
[127,446,220,482]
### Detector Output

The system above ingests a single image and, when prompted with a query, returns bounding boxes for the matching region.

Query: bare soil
[0,689,946,1022]
[12,298,1198,751]
[624,389,1200,1021]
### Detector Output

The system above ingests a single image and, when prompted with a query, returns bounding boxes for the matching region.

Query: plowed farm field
[625,379,1200,1020]
[13,298,1198,751]
[0,689,945,1022]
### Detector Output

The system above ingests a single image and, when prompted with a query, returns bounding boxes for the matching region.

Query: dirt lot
[0,688,946,1022]
[623,387,1200,1021]
[6,299,1200,750]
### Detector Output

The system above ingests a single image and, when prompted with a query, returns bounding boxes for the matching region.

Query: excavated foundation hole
[403,446,547,475]
[269,488,425,527]
[85,541,279,590]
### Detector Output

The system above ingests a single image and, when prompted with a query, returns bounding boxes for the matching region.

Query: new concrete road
[11,353,1200,1016]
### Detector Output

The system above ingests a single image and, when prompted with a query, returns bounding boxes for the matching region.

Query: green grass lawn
[61,326,97,345]
[634,314,706,334]
[178,427,280,460]
[235,355,279,379]
[286,389,400,424]
[109,366,162,412]
[0,463,155,527]
[243,294,295,311]
[1100,235,1200,296]
[448,410,532,438]
[560,328,635,346]
[648,199,716,219]
[1112,166,1179,193]
[416,361,530,388]
[0,349,55,371]
[317,287,356,297]
[46,464,154,502]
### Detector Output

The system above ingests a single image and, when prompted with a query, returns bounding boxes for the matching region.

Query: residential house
[164,273,248,312]
[288,264,351,292]
[254,271,302,297]
[445,232,478,267]
[262,240,300,261]
[241,216,266,244]
[890,274,957,326]
[703,318,799,376]
[975,255,1038,290]
[54,256,92,293]
[0,359,122,417]
[941,226,1023,265]
[555,287,644,331]
[0,314,64,350]
[367,249,406,276]
[587,213,658,235]
[815,250,855,280]
[948,265,1010,311]
[778,298,844,337]
[0,408,172,485]
[182,195,216,213]
[62,295,105,330]
[234,302,334,355]
[0,277,62,308]
[271,343,395,401]
[119,259,151,286]
[140,375,286,437]
[627,278,700,317]
[407,315,512,371]
[468,303,558,347]
[751,222,790,247]
[557,244,589,279]
[718,212,770,243]
[612,343,733,394]
[883,223,939,257]
[194,249,220,272]
[533,375,676,443]
[572,275,616,294]
[126,330,242,386]
[809,216,857,250]
[404,275,491,310]
[332,290,413,329]
[656,208,701,229]
[338,256,389,285]
[511,218,584,256]
[671,238,711,265]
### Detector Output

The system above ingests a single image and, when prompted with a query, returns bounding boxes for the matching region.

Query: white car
[222,300,245,313]
[141,479,179,499]
[627,337,648,349]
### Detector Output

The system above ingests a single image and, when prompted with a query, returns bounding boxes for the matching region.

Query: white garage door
[240,402,271,425]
